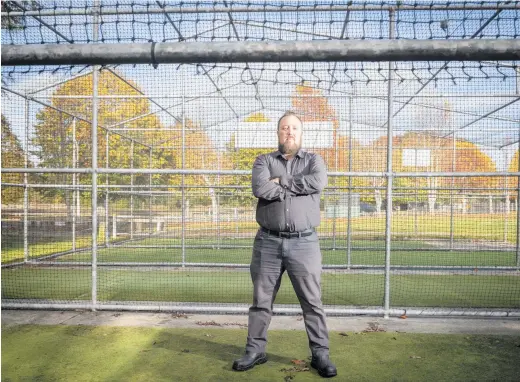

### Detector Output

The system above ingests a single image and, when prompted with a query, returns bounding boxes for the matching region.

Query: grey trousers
[245,228,329,354]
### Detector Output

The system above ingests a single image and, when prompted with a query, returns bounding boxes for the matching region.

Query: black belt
[261,227,314,238]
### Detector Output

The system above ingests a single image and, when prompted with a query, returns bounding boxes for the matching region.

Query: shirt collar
[275,149,304,159]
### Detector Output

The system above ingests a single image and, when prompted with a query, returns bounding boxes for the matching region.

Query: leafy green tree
[32,70,164,217]
[1,114,27,204]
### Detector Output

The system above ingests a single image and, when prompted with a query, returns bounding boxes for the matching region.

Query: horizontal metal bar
[1,87,94,125]
[4,183,519,194]
[4,40,520,66]
[29,94,520,99]
[2,302,519,318]
[1,3,518,17]
[24,261,520,272]
[4,168,520,177]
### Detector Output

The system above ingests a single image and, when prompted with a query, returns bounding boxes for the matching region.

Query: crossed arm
[252,154,327,201]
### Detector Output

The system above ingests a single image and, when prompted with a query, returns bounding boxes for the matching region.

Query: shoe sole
[311,362,337,378]
[232,356,268,371]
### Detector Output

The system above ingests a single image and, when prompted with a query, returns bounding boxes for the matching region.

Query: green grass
[3,235,517,267]
[51,243,517,267]
[2,325,520,381]
[3,268,519,308]
[2,214,517,265]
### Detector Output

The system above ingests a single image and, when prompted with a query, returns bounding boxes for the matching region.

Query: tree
[224,112,272,207]
[506,149,519,213]
[32,70,164,217]
[446,140,498,213]
[1,1,39,30]
[161,118,229,220]
[356,132,497,214]
[1,114,27,204]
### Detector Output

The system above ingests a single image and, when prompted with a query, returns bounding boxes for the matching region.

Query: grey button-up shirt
[252,149,327,232]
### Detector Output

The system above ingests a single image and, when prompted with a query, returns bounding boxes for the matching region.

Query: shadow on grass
[151,331,296,366]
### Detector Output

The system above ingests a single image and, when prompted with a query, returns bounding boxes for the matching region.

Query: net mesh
[1,1,519,314]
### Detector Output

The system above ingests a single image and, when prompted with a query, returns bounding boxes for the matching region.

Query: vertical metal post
[516,135,520,269]
[346,95,353,268]
[503,149,508,243]
[217,130,222,249]
[450,131,456,250]
[23,98,29,263]
[181,75,186,267]
[333,113,338,249]
[105,130,109,246]
[413,148,418,236]
[384,9,395,319]
[130,140,134,240]
[72,117,77,252]
[91,0,100,311]
[149,147,153,236]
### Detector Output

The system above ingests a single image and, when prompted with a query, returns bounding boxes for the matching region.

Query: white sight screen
[402,149,431,167]
[236,122,334,148]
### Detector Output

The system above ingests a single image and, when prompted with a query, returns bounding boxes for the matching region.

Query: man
[232,111,337,378]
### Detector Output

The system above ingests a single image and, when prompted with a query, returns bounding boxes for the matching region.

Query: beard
[278,139,301,156]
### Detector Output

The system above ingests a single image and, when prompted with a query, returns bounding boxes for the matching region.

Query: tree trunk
[209,187,218,223]
[426,177,437,213]
[202,175,218,223]
[65,189,73,221]
[427,189,436,213]
[375,189,382,215]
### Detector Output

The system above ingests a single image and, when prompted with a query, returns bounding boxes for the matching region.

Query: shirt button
[286,209,289,212]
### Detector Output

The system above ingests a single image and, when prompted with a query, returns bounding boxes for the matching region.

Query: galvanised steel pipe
[2,3,519,17]
[2,303,520,318]
[3,40,520,66]
[3,168,520,177]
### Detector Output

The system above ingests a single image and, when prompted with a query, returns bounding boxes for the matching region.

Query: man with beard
[232,111,337,378]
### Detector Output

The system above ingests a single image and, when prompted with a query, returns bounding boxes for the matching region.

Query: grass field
[48,239,517,267]
[2,213,517,264]
[2,325,520,381]
[3,214,519,310]
[2,268,519,308]
[3,236,518,267]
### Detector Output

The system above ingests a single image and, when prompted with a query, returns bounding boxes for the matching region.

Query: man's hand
[270,177,280,184]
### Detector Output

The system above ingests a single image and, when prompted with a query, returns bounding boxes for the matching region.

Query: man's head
[277,111,302,157]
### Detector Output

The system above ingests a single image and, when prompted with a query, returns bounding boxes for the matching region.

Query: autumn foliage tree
[32,70,164,217]
[1,114,28,204]
[157,118,229,220]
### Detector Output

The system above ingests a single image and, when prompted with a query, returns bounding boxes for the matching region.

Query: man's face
[277,115,302,156]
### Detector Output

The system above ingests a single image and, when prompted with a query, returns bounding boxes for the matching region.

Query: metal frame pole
[384,9,396,319]
[346,95,353,269]
[23,98,29,263]
[72,118,77,252]
[333,111,338,250]
[91,0,100,311]
[503,149,508,243]
[181,76,186,268]
[105,130,110,246]
[2,3,519,17]
[516,133,520,269]
[450,131,456,250]
[217,123,223,249]
[130,140,135,240]
[513,67,520,270]
[149,147,153,236]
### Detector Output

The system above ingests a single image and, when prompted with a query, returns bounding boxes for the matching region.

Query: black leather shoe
[311,353,337,378]
[232,352,268,371]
